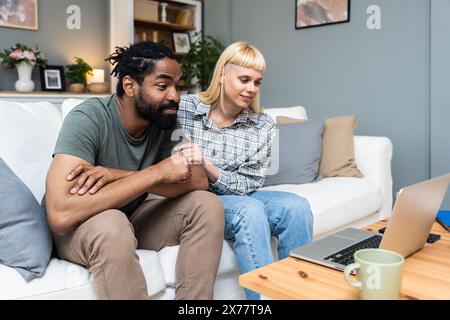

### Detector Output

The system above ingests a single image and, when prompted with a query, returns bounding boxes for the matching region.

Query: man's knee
[183,190,225,232]
[88,210,137,253]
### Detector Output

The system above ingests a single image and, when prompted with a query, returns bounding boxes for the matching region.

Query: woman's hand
[174,142,205,165]
[67,164,131,195]
[174,141,219,183]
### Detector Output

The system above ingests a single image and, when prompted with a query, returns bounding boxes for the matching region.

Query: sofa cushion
[262,177,382,237]
[276,115,306,124]
[0,100,62,202]
[319,115,363,178]
[0,158,52,281]
[158,240,239,287]
[0,250,165,299]
[264,118,325,186]
[61,98,85,119]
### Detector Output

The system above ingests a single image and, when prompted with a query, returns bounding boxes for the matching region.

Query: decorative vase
[87,82,109,94]
[160,2,168,23]
[69,83,85,93]
[15,61,35,92]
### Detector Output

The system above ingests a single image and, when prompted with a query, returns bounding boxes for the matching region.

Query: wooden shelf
[134,19,195,32]
[0,91,110,106]
[0,91,109,96]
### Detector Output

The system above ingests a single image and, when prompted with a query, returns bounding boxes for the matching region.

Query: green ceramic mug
[343,248,404,300]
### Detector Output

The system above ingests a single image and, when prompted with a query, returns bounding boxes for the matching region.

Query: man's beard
[134,90,179,130]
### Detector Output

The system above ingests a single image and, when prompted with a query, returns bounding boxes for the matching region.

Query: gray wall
[431,0,450,209]
[0,0,108,91]
[204,0,232,45]
[206,0,450,208]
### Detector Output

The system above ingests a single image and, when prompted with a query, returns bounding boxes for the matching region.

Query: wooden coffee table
[239,221,450,300]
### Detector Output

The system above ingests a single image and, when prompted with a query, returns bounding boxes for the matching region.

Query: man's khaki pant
[52,190,224,300]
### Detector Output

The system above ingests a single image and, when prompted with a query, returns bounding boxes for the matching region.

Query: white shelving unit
[0,92,109,107]
[109,0,203,92]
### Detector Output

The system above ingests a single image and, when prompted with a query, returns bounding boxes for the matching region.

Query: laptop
[290,173,450,271]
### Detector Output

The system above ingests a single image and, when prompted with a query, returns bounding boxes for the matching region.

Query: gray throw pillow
[0,158,52,281]
[264,118,325,186]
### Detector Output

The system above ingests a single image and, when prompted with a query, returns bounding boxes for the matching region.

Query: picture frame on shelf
[295,0,350,29]
[172,32,191,54]
[39,66,66,92]
[0,0,39,30]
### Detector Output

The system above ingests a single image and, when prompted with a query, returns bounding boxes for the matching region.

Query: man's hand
[155,150,192,184]
[67,164,129,195]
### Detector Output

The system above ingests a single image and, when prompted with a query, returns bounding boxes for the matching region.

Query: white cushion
[262,177,382,238]
[61,98,85,119]
[158,240,239,286]
[263,106,308,121]
[0,250,166,299]
[0,100,62,202]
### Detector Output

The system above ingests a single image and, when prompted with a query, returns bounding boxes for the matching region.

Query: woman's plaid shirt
[177,94,275,195]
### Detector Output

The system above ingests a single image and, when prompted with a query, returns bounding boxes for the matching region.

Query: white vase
[15,61,35,92]
[160,3,168,23]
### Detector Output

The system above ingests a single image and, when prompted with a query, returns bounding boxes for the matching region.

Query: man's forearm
[147,164,208,198]
[110,168,135,179]
[100,164,208,197]
[47,166,162,234]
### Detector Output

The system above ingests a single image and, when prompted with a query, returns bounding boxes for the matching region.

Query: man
[44,41,224,300]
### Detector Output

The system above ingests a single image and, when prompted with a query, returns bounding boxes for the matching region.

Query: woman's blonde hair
[199,41,266,113]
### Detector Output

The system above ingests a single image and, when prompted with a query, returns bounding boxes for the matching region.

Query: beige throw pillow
[319,115,363,178]
[276,116,305,124]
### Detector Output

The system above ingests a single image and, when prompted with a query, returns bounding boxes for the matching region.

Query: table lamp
[87,69,109,93]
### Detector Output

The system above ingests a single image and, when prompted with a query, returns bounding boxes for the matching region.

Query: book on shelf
[175,8,194,27]
[134,0,159,22]
[135,31,159,43]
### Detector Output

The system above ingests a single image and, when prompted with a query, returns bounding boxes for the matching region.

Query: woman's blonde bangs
[227,45,266,73]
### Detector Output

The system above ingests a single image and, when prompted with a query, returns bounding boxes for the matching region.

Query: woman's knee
[234,197,267,222]
[224,197,269,237]
[269,193,313,226]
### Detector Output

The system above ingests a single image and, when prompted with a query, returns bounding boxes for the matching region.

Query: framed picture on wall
[40,66,66,92]
[172,32,191,54]
[0,0,39,30]
[295,0,350,29]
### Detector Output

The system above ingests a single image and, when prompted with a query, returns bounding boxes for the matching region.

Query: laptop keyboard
[324,235,383,266]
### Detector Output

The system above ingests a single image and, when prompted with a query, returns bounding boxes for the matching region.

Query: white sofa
[0,98,393,300]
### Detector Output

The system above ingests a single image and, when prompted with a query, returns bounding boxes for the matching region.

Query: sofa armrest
[354,136,393,220]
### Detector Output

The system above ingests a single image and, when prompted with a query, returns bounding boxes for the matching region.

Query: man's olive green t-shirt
[50,95,183,215]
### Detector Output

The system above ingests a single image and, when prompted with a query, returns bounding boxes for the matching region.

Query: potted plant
[181,33,224,91]
[0,43,47,92]
[65,57,92,93]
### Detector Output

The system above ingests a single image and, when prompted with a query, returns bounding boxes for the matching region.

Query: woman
[177,41,314,300]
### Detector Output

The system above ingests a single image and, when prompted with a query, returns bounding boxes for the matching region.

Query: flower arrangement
[0,43,47,68]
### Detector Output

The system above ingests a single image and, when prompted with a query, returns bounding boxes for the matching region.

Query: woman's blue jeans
[219,190,314,300]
